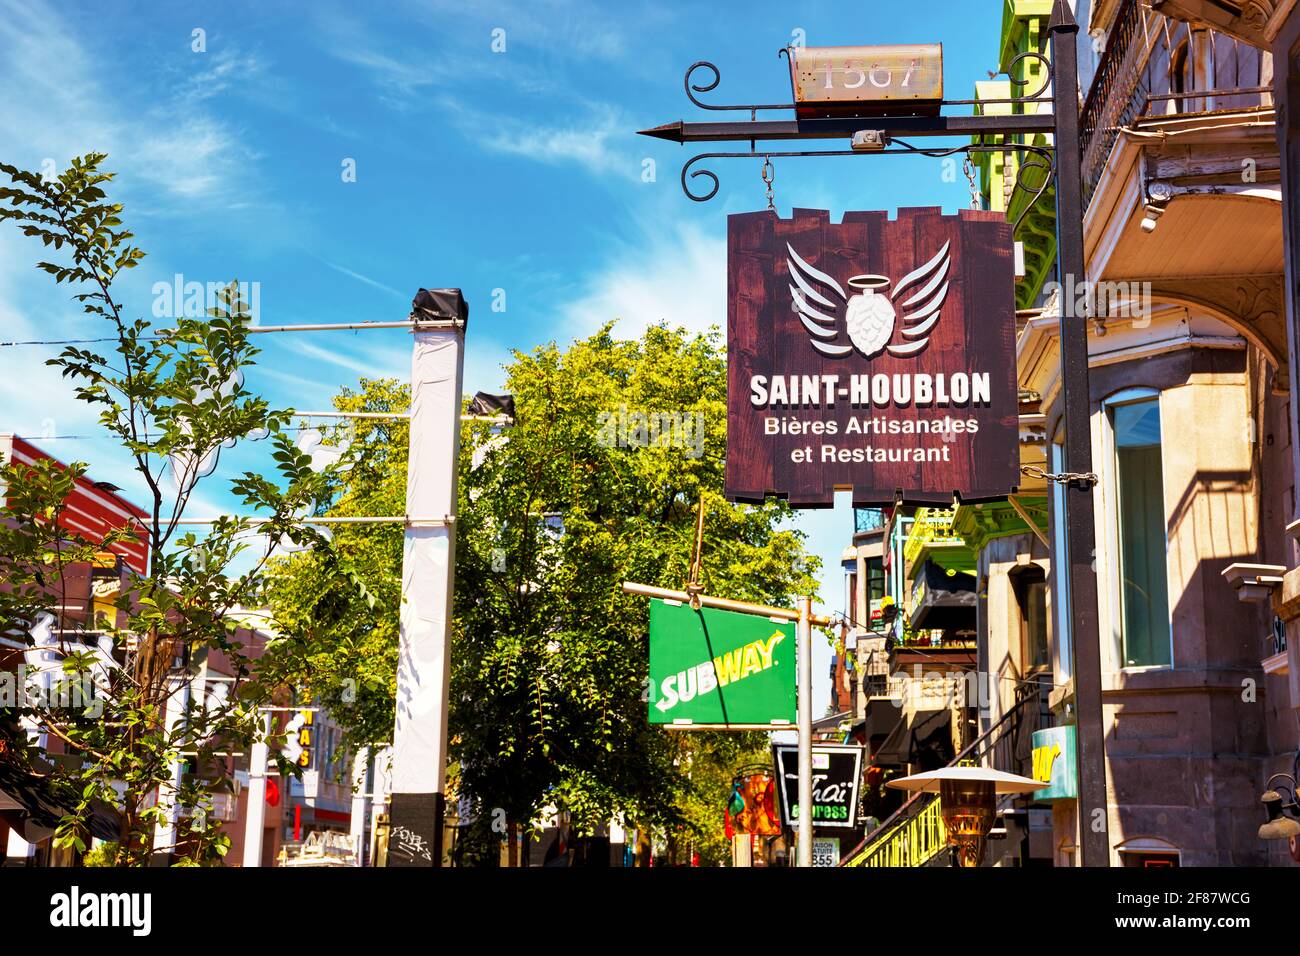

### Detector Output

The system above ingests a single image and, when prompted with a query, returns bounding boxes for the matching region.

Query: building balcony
[887,631,978,677]
[902,508,975,574]
[1080,0,1286,381]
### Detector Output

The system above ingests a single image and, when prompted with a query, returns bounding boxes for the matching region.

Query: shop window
[1050,438,1072,679]
[1118,837,1181,867]
[866,556,886,631]
[847,571,858,630]
[1108,392,1172,668]
[1013,567,1050,672]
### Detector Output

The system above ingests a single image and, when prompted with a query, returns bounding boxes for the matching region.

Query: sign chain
[761,156,775,211]
[963,155,981,210]
[1020,464,1099,489]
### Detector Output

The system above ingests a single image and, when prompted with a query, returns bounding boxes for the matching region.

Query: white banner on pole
[391,328,463,795]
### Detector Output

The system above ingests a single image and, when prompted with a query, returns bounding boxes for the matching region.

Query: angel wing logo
[787,241,952,360]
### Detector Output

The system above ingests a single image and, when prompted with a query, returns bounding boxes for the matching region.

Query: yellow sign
[1032,741,1061,784]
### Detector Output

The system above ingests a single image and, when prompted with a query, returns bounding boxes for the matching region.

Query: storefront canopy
[0,759,120,844]
[909,560,977,631]
[872,708,953,769]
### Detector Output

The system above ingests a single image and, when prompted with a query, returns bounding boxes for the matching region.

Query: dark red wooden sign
[726,207,1019,507]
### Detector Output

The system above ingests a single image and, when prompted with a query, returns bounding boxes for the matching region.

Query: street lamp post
[387,289,468,868]
[637,0,1108,866]
[797,597,813,868]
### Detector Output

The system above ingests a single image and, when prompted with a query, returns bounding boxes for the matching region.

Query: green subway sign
[647,598,796,727]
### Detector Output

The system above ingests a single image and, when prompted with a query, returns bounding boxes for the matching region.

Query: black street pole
[637,0,1110,867]
[1048,0,1111,867]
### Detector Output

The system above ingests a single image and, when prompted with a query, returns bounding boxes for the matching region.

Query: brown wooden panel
[725,207,1019,507]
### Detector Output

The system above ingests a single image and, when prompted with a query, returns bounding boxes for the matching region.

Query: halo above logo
[787,241,952,359]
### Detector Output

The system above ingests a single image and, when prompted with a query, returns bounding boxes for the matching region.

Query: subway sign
[647,598,795,728]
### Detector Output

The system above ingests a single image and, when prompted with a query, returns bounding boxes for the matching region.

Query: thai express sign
[648,598,795,727]
[773,744,864,829]
[725,208,1019,507]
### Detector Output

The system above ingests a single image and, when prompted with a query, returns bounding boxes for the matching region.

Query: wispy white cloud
[476,103,635,180]
[178,45,265,104]
[0,0,258,208]
[562,220,726,340]
[312,257,408,300]
[282,338,409,380]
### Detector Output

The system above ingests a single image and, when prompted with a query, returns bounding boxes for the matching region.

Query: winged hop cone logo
[787,241,952,359]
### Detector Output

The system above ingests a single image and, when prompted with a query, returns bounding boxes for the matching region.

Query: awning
[811,710,853,732]
[862,698,903,743]
[871,709,953,769]
[909,561,977,631]
[0,759,120,844]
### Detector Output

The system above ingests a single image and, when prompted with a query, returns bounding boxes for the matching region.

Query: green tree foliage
[265,323,820,860]
[260,379,408,748]
[0,154,344,865]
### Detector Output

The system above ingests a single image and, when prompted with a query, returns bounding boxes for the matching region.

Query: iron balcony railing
[1080,0,1270,206]
[901,508,961,565]
[842,684,1047,867]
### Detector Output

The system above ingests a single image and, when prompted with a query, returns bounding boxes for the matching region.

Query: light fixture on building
[1140,182,1174,234]
[1140,203,1165,234]
[1257,769,1300,842]
[887,766,1044,867]
[851,130,889,152]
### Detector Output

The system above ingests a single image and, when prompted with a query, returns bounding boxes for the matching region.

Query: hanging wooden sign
[725,207,1019,508]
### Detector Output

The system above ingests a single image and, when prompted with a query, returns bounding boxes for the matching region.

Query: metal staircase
[841,684,1045,867]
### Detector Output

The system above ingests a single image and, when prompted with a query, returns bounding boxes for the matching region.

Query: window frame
[1101,387,1173,672]
[1049,433,1073,680]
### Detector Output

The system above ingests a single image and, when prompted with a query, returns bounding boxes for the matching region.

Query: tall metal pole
[242,710,271,868]
[797,597,813,868]
[349,746,371,866]
[1049,0,1110,867]
[388,300,467,867]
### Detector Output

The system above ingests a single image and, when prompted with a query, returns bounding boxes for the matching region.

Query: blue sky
[0,0,1008,710]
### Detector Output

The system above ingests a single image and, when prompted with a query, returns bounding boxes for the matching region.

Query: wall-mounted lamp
[1257,752,1300,860]
[1140,182,1174,234]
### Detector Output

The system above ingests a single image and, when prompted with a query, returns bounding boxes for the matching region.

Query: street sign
[647,598,796,727]
[811,837,841,867]
[725,207,1019,507]
[1031,724,1078,801]
[773,743,864,829]
[787,44,943,118]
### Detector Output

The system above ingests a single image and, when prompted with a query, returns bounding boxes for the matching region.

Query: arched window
[1169,37,1195,112]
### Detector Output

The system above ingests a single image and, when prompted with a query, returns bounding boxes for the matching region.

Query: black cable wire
[0,336,137,347]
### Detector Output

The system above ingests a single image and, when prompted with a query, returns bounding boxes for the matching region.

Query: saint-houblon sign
[725,207,1019,507]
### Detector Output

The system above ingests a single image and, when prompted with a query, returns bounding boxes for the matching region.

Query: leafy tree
[264,324,821,861]
[0,154,342,865]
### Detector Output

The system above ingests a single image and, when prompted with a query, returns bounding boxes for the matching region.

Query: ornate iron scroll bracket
[674,52,1059,207]
[681,140,1057,219]
[684,50,1055,114]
